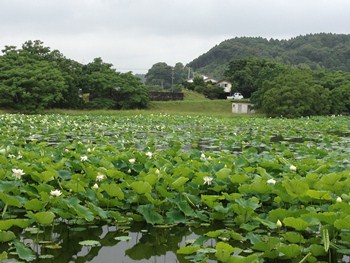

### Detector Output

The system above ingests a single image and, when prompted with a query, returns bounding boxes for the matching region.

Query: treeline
[188,33,350,80]
[0,40,149,112]
[225,58,350,117]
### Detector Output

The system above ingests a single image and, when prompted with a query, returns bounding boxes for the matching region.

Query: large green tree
[82,57,149,109]
[145,62,173,88]
[254,68,331,117]
[0,45,67,112]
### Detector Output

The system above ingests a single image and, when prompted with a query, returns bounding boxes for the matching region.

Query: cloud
[1,0,349,73]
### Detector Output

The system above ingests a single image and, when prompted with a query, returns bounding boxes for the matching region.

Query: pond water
[2,223,217,263]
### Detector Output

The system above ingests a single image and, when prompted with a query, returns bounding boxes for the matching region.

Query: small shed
[232,102,255,114]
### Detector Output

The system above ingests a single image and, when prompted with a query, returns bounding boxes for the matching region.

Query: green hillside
[188,33,350,79]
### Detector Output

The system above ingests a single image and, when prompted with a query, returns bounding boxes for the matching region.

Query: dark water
[3,223,217,263]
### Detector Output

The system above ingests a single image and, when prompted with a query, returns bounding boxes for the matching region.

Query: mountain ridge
[187,33,350,79]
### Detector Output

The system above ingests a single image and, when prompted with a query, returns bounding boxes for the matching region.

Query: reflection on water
[2,223,217,263]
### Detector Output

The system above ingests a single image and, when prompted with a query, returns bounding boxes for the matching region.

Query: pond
[1,114,350,262]
[2,222,218,263]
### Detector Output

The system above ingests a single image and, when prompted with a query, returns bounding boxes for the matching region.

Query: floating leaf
[13,240,36,261]
[79,240,101,246]
[177,245,200,255]
[39,254,54,259]
[114,236,131,241]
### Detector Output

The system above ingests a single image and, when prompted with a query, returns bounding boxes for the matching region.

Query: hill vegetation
[188,33,350,80]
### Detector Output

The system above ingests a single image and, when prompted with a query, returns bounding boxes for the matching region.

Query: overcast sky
[1,0,349,73]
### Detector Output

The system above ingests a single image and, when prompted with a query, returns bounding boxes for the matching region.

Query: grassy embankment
[1,90,259,117]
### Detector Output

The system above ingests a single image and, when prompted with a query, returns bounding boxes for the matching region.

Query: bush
[87,98,115,109]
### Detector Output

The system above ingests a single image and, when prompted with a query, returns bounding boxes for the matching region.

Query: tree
[0,45,67,112]
[256,68,331,117]
[145,62,173,88]
[114,72,149,109]
[225,58,286,98]
[81,57,120,100]
[330,84,350,114]
[173,62,188,85]
[81,58,149,109]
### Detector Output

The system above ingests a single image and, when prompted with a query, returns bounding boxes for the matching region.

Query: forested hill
[187,33,350,79]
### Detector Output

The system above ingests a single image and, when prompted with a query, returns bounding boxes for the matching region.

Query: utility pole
[171,67,174,92]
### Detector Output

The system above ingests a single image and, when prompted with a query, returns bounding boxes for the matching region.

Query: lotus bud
[276,219,282,228]
[267,178,276,185]
[289,165,297,171]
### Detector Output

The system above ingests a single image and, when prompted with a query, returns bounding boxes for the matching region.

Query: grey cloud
[0,0,349,73]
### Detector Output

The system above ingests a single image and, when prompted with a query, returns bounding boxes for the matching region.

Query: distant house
[217,80,232,93]
[232,102,255,114]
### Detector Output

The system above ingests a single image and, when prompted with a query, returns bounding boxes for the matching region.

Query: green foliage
[0,44,67,112]
[0,40,149,112]
[13,240,36,261]
[145,62,173,88]
[188,33,350,80]
[225,58,286,98]
[146,62,189,89]
[330,83,350,113]
[252,66,332,117]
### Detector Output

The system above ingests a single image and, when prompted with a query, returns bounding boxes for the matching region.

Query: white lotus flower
[290,165,297,171]
[155,169,160,174]
[12,168,25,179]
[146,151,153,159]
[50,189,62,197]
[267,178,276,185]
[92,183,99,189]
[96,172,106,182]
[8,154,16,159]
[129,158,136,164]
[336,196,343,203]
[80,155,88,162]
[203,176,213,185]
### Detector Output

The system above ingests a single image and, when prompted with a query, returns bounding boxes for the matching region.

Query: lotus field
[0,113,349,262]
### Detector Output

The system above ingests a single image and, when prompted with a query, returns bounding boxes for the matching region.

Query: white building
[217,80,232,93]
[232,102,255,114]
